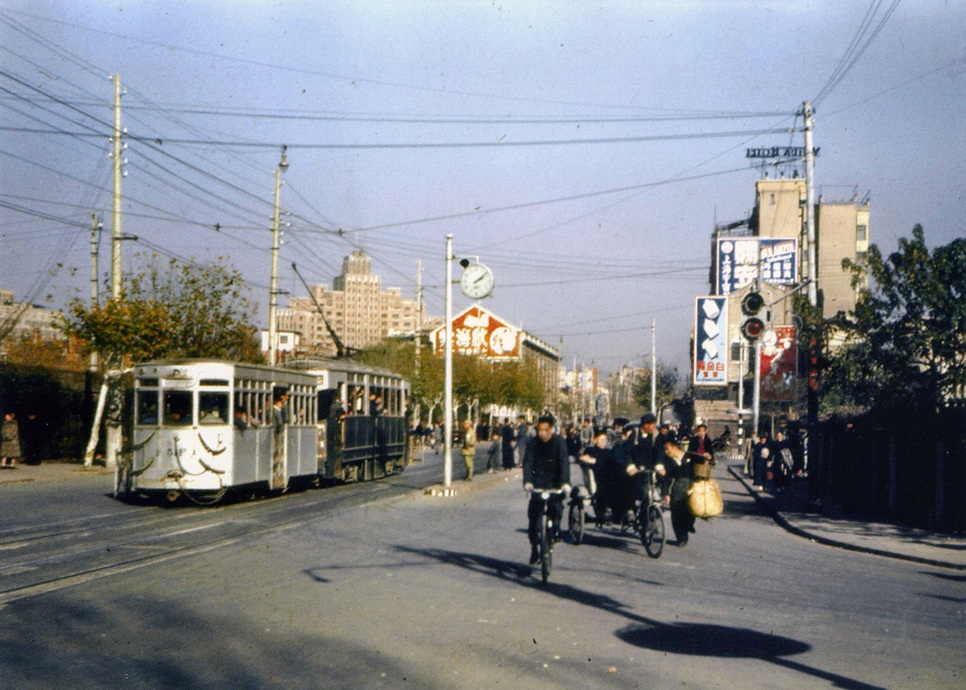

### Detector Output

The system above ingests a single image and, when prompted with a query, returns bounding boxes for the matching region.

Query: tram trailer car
[129,360,318,503]
[285,358,411,483]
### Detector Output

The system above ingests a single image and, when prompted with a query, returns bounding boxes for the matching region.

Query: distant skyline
[1,1,963,375]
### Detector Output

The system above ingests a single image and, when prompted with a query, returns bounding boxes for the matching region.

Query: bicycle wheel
[568,502,585,545]
[643,504,665,558]
[539,513,552,584]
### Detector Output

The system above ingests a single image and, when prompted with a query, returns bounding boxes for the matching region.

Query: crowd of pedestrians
[748,427,805,492]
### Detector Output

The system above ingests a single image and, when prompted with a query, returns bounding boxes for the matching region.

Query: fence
[811,407,966,532]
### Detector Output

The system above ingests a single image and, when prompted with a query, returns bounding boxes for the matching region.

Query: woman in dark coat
[500,419,516,470]
[2,412,22,467]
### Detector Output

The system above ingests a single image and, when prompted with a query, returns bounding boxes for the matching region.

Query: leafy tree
[828,226,966,414]
[358,338,549,422]
[60,254,261,365]
[631,363,681,412]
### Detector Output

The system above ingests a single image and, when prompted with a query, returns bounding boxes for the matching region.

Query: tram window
[136,390,159,425]
[163,390,193,426]
[317,389,337,420]
[199,392,229,425]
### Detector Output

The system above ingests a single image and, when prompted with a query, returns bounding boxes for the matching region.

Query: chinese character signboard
[717,238,798,294]
[693,296,728,386]
[760,325,797,401]
[432,305,521,360]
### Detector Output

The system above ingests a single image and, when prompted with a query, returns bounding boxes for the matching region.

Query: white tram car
[126,358,410,503]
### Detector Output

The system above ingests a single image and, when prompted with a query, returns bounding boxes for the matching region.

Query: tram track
[0,456,441,608]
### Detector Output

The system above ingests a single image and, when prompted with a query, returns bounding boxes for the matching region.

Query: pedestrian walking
[501,418,516,469]
[662,440,697,546]
[485,431,501,473]
[751,432,772,491]
[460,420,476,481]
[1,412,22,467]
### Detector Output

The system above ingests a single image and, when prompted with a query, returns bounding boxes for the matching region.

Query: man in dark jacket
[523,416,571,565]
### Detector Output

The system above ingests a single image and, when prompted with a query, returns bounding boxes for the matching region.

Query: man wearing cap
[618,413,666,522]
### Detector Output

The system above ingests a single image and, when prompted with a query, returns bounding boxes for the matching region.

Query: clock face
[460,263,494,299]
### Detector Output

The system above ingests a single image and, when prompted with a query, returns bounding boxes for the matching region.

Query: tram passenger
[272,390,289,433]
[233,409,249,431]
[523,415,571,565]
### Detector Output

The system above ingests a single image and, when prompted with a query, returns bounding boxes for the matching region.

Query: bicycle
[632,470,666,558]
[529,487,566,584]
[567,485,592,545]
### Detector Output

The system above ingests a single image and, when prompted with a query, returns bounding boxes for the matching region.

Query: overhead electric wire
[0,7,801,116]
[125,127,790,150]
[813,0,903,107]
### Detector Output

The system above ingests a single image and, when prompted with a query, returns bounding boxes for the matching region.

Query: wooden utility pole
[267,146,288,366]
[111,74,123,300]
[803,100,817,308]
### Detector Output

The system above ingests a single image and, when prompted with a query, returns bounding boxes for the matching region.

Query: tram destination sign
[746,146,819,159]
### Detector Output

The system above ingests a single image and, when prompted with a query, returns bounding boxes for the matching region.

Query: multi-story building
[816,195,870,319]
[0,289,64,355]
[697,176,871,429]
[743,177,870,319]
[277,250,420,357]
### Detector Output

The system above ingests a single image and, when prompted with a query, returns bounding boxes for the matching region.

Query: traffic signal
[741,291,765,315]
[740,291,766,340]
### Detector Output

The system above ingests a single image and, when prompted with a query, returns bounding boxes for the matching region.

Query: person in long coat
[2,412,22,466]
[662,440,696,546]
[500,419,516,469]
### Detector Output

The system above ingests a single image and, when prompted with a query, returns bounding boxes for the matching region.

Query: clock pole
[443,234,454,488]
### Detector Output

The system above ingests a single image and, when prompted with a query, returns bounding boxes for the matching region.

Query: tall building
[711,177,870,325]
[697,176,872,428]
[277,250,419,356]
[816,195,870,319]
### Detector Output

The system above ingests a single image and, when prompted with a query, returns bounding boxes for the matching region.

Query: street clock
[459,263,495,299]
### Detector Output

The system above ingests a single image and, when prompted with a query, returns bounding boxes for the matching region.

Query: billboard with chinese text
[717,238,798,294]
[432,305,521,360]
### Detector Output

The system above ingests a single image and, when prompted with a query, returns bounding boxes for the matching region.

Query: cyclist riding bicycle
[619,413,666,523]
[523,415,571,565]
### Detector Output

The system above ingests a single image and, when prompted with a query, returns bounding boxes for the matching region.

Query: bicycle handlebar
[527,487,567,499]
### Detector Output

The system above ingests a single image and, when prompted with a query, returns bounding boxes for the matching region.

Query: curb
[727,464,966,570]
[423,468,523,499]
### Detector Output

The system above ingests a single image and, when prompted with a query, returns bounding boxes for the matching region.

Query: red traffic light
[741,317,766,340]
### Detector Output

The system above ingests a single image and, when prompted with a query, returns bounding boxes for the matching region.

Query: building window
[856,224,867,241]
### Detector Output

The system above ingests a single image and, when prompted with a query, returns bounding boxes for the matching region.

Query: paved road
[1,454,963,689]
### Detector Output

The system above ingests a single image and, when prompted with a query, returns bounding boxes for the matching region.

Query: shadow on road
[0,591,438,689]
[395,545,888,690]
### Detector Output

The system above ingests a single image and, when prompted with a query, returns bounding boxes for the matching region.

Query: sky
[1,1,963,377]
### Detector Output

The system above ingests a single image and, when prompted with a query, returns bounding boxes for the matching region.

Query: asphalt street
[0,451,962,689]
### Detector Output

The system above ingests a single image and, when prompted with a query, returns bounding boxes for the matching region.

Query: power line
[813,0,903,106]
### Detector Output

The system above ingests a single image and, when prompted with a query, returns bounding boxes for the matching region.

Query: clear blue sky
[1,1,963,376]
